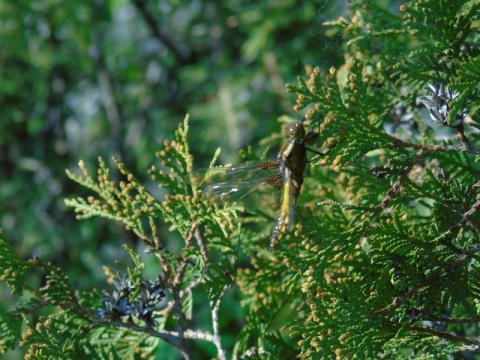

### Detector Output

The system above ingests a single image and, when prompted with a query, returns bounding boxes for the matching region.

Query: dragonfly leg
[305,138,343,162]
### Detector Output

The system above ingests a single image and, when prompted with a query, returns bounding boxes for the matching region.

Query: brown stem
[409,325,480,345]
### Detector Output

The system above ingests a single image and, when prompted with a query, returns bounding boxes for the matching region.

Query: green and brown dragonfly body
[190,120,323,250]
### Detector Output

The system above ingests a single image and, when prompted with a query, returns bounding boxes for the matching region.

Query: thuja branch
[89,320,217,358]
[378,148,430,209]
[17,258,96,319]
[447,186,480,237]
[371,180,480,317]
[401,244,480,303]
[373,242,480,316]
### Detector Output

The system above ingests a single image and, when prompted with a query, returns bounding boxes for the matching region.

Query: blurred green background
[0,0,403,358]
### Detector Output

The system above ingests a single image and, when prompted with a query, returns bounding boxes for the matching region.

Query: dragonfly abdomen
[269,168,299,250]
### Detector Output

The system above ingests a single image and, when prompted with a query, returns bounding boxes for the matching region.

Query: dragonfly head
[286,122,306,140]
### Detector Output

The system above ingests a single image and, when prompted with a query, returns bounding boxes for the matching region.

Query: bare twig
[194,223,208,263]
[211,285,229,360]
[161,276,203,319]
[390,137,480,154]
[410,325,480,345]
[169,221,199,357]
[455,124,473,151]
[90,33,123,159]
[424,316,480,324]
[174,221,198,287]
[131,0,189,64]
[456,344,480,352]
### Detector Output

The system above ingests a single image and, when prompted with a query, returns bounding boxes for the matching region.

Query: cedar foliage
[2,0,480,359]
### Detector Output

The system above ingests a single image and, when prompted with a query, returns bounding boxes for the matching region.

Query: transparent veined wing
[189,160,281,186]
[189,160,283,210]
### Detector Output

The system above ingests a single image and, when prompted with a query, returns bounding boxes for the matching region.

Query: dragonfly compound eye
[287,122,306,139]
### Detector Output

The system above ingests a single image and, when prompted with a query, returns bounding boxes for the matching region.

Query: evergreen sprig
[2,1,480,359]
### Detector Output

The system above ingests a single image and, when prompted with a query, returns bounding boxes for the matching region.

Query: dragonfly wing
[202,174,282,210]
[190,160,283,211]
[189,160,280,186]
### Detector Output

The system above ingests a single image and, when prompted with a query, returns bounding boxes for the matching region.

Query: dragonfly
[190,120,332,250]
